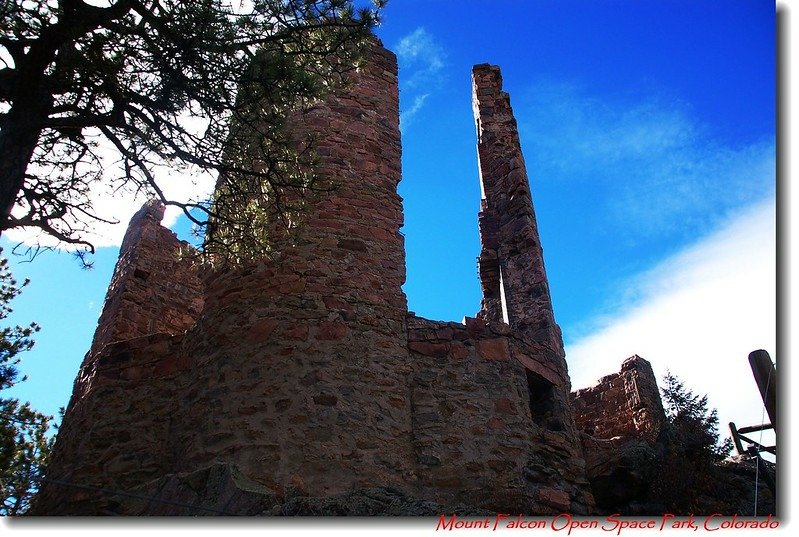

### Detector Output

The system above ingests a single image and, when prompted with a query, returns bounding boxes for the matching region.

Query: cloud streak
[518,82,775,241]
[395,27,446,133]
[399,94,429,131]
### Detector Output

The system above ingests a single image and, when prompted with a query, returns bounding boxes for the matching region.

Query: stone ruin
[32,42,673,515]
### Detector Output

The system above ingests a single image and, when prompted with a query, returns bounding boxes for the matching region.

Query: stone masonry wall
[167,42,415,498]
[470,62,586,459]
[72,200,203,402]
[36,202,204,513]
[467,64,593,511]
[472,64,562,355]
[407,315,593,514]
[87,200,203,355]
[571,355,665,443]
[35,334,190,514]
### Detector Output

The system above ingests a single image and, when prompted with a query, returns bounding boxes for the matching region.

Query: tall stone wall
[88,200,201,352]
[169,44,413,497]
[473,64,562,355]
[35,202,204,513]
[36,334,193,513]
[73,200,203,400]
[406,315,592,514]
[34,43,410,514]
[468,63,592,511]
[571,355,665,443]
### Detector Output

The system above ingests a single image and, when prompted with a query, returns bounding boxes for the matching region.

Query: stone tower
[170,43,416,495]
[34,49,599,515]
[34,42,417,513]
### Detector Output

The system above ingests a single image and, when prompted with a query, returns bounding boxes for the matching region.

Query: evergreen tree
[649,372,733,513]
[0,251,52,515]
[661,372,733,462]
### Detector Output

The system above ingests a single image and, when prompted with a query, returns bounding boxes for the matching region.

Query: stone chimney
[472,64,564,356]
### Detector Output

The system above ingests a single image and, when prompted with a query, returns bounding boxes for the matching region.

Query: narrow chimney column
[472,64,563,355]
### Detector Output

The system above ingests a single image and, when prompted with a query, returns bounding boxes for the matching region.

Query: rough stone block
[316,320,348,340]
[464,317,488,336]
[495,398,514,414]
[448,343,470,360]
[408,341,450,358]
[537,487,571,511]
[513,351,562,387]
[282,323,309,341]
[246,319,279,343]
[487,417,506,430]
[476,338,510,361]
[313,394,338,406]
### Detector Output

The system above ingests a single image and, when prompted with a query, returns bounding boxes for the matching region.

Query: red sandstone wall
[470,62,586,460]
[407,315,593,514]
[169,43,414,497]
[71,200,203,402]
[37,44,413,514]
[571,355,665,443]
[34,334,190,513]
[88,200,203,354]
[35,202,204,514]
[472,64,563,355]
[466,64,593,512]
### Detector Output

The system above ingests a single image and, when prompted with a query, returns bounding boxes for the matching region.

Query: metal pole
[748,350,777,431]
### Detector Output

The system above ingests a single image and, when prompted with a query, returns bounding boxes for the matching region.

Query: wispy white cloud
[400,93,429,131]
[518,82,775,240]
[566,195,776,448]
[395,27,446,133]
[396,27,446,88]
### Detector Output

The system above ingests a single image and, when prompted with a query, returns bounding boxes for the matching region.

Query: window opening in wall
[526,370,564,432]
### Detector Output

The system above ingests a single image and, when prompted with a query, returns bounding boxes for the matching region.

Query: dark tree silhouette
[0,0,384,258]
[649,372,733,513]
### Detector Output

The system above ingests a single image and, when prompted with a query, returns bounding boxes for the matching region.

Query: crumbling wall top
[71,200,204,403]
[571,355,665,443]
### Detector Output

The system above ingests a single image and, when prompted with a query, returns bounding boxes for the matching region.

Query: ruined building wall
[73,201,203,400]
[406,314,592,513]
[36,202,204,512]
[471,62,580,447]
[473,65,562,354]
[170,43,416,497]
[36,48,603,515]
[571,355,665,443]
[467,64,593,510]
[87,201,203,352]
[385,64,595,514]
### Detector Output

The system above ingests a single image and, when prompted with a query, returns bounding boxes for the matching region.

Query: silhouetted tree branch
[0,0,385,261]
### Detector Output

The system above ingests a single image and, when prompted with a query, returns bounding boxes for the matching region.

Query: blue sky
[3,1,777,457]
